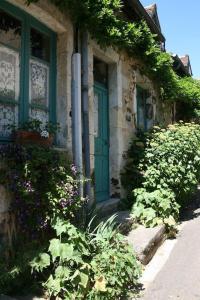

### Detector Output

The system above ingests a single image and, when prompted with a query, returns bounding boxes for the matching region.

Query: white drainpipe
[72,53,83,196]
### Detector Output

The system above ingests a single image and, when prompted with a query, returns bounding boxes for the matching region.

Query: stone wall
[0,160,16,253]
[86,43,172,200]
[0,0,74,249]
[0,0,173,224]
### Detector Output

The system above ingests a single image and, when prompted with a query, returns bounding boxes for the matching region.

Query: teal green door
[137,86,147,131]
[94,83,109,202]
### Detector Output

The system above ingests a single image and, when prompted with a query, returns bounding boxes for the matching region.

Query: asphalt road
[142,196,200,300]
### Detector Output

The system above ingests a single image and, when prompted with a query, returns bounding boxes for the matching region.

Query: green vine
[27,0,200,114]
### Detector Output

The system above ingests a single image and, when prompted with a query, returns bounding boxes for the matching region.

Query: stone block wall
[0,0,174,223]
[0,161,16,253]
[86,42,169,200]
[0,0,74,249]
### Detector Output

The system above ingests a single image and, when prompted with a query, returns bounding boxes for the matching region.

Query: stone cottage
[0,0,178,241]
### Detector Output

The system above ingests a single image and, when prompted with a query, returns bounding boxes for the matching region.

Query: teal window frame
[136,85,147,131]
[0,0,57,142]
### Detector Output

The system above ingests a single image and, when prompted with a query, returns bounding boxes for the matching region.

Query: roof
[125,0,165,43]
[145,3,161,31]
[180,55,193,76]
[145,3,156,17]
[172,54,193,77]
[180,55,189,67]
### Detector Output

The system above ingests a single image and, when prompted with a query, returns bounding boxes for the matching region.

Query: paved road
[142,196,200,300]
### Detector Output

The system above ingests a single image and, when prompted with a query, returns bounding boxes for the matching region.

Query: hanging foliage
[27,0,200,111]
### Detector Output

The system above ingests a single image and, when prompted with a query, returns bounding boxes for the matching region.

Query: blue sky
[140,0,200,78]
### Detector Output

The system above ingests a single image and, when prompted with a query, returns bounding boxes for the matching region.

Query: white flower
[40,125,45,132]
[40,130,49,138]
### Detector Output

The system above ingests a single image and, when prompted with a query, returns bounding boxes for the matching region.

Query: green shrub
[141,123,200,200]
[120,132,147,209]
[0,145,141,298]
[88,216,141,299]
[132,188,179,227]
[30,217,141,299]
[0,240,46,295]
[128,123,200,227]
[0,144,85,238]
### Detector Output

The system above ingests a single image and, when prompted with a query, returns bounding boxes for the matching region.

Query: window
[93,57,108,87]
[136,86,154,131]
[0,1,56,140]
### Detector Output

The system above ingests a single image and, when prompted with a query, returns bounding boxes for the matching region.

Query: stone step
[115,210,134,234]
[103,210,166,265]
[127,224,166,265]
[96,198,120,218]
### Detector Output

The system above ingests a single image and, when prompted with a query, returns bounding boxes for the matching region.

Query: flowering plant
[0,144,85,240]
[40,130,49,138]
[9,119,60,138]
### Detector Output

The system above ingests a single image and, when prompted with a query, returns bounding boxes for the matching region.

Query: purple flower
[71,164,78,176]
[59,197,74,208]
[23,181,34,192]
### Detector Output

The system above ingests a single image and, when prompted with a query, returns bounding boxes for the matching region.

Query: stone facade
[0,0,74,247]
[86,42,172,200]
[0,161,16,251]
[0,0,173,240]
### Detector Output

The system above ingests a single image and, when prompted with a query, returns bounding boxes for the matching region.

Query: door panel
[137,86,146,130]
[94,83,109,202]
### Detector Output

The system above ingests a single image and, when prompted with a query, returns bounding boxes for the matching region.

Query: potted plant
[10,119,60,147]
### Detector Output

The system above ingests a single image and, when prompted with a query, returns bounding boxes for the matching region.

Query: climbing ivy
[27,0,200,110]
[175,78,200,120]
[176,77,200,102]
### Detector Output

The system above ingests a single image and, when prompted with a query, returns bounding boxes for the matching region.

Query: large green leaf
[49,239,61,262]
[55,266,70,280]
[44,275,61,296]
[30,253,50,272]
[79,272,89,288]
[60,243,74,261]
[52,218,69,236]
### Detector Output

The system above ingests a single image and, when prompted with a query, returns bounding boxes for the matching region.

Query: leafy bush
[0,144,87,295]
[0,240,45,295]
[121,132,147,209]
[0,144,85,238]
[88,216,141,299]
[0,217,141,298]
[0,144,141,298]
[30,217,141,299]
[27,0,200,120]
[141,123,200,198]
[128,123,200,227]
[176,78,200,103]
[132,188,179,227]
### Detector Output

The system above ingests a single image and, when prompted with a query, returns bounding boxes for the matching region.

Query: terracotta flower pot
[14,130,54,147]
